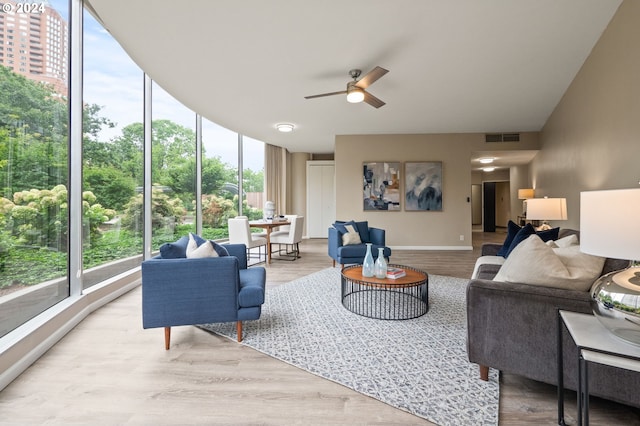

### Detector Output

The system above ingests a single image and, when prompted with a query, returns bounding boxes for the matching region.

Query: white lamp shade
[580,189,640,260]
[518,188,534,200]
[526,198,567,221]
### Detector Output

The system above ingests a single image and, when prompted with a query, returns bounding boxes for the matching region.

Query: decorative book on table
[386,267,406,279]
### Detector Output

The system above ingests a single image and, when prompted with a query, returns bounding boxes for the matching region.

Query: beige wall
[531,0,639,229]
[334,133,539,248]
[509,164,533,219]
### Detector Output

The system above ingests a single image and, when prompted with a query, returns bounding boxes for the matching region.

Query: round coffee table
[340,264,429,320]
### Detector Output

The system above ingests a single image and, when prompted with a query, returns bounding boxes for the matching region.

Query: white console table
[557,310,640,426]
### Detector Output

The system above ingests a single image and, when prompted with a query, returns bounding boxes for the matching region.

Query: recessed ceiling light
[483,167,496,172]
[479,157,494,164]
[276,123,294,133]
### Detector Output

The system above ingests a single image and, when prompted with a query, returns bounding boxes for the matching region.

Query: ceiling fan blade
[355,66,389,89]
[304,90,347,99]
[363,91,386,108]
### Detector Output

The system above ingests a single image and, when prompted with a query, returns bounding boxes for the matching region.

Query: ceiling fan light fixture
[346,86,365,103]
[276,123,294,133]
[479,157,494,164]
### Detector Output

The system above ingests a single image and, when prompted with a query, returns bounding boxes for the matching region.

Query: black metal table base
[341,270,428,320]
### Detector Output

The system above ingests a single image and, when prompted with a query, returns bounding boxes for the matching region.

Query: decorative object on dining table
[581,188,640,346]
[404,161,443,211]
[374,247,387,278]
[362,243,375,277]
[525,196,567,231]
[263,200,275,221]
[363,162,401,211]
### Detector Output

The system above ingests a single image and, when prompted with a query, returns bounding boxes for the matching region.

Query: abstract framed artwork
[363,162,401,211]
[404,161,443,211]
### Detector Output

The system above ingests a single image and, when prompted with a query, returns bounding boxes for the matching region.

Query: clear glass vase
[362,243,374,277]
[375,247,387,278]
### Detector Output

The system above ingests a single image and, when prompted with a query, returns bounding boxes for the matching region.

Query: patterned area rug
[199,268,499,426]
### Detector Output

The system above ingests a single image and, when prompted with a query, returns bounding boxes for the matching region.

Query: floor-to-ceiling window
[81,7,143,289]
[243,136,265,219]
[0,0,69,338]
[150,83,197,249]
[0,0,268,349]
[201,119,240,239]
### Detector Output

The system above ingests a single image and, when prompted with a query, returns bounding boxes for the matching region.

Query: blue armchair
[142,243,266,349]
[328,220,391,267]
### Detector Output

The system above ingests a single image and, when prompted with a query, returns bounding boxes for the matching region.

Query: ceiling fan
[304,66,389,108]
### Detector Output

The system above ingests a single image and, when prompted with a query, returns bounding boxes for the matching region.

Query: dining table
[249,219,290,264]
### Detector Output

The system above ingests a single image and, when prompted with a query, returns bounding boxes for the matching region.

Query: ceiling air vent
[485,133,520,143]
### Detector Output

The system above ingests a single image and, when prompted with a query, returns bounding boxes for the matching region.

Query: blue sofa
[142,240,266,349]
[328,220,391,267]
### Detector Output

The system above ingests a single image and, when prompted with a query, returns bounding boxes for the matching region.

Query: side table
[557,310,640,426]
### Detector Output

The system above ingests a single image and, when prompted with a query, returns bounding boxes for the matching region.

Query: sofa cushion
[333,220,356,235]
[494,234,606,291]
[537,226,560,243]
[186,238,218,258]
[334,220,370,244]
[354,221,371,243]
[499,221,560,258]
[546,234,579,248]
[159,235,189,259]
[342,224,362,245]
[209,240,229,257]
[338,244,391,259]
[497,220,522,257]
[187,232,229,257]
[503,223,536,257]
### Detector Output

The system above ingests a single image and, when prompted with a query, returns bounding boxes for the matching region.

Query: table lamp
[518,188,535,215]
[525,197,567,230]
[581,188,640,346]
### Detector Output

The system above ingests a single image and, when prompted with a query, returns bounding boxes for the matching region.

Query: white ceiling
[86,0,621,171]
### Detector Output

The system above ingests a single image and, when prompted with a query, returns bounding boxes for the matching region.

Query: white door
[307,161,335,238]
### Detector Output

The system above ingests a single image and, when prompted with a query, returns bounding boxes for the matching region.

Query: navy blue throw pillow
[209,240,229,257]
[497,220,522,257]
[537,227,560,242]
[159,235,190,259]
[333,220,355,235]
[504,223,536,258]
[190,232,207,246]
[189,232,229,257]
[354,221,371,243]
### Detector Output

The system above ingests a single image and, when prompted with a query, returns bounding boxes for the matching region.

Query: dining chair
[228,217,267,264]
[270,216,304,260]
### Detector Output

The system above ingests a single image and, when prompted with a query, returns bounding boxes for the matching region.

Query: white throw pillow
[494,234,605,291]
[341,224,362,245]
[546,234,579,248]
[186,234,218,258]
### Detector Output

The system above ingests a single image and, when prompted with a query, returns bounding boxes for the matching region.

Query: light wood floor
[1,234,639,425]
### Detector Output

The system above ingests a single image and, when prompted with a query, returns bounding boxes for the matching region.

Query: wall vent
[485,133,520,143]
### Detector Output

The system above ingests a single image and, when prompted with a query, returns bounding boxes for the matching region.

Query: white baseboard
[390,245,473,251]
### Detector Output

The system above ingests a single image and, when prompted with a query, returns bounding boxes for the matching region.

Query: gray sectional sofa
[466,229,640,409]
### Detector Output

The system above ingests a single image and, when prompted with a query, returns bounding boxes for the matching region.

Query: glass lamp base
[591,266,640,346]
